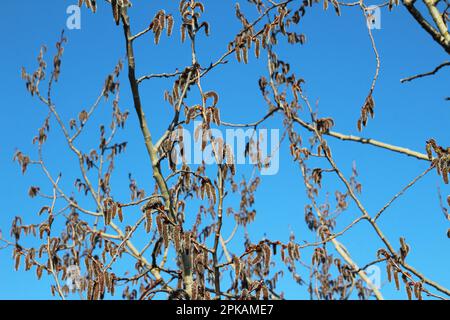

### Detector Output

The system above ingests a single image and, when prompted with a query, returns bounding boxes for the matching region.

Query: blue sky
[0,0,449,299]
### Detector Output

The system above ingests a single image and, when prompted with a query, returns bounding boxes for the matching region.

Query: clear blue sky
[0,0,449,299]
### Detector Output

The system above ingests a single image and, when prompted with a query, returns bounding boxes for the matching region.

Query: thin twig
[400,61,450,83]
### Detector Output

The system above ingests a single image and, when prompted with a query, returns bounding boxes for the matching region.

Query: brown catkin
[162,224,169,248]
[288,242,295,260]
[158,11,165,30]
[414,282,422,300]
[111,0,120,25]
[262,243,271,268]
[166,15,174,36]
[243,45,248,64]
[212,108,221,126]
[255,287,261,300]
[235,47,241,62]
[118,207,123,222]
[386,263,392,283]
[174,225,181,252]
[36,265,43,279]
[156,214,163,235]
[154,28,162,45]
[181,24,186,43]
[294,244,301,260]
[191,281,198,300]
[93,282,100,300]
[262,286,269,300]
[233,256,241,280]
[145,210,152,233]
[393,270,400,290]
[251,250,263,265]
[255,38,260,58]
[406,284,412,300]
[15,254,21,271]
[184,232,191,251]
